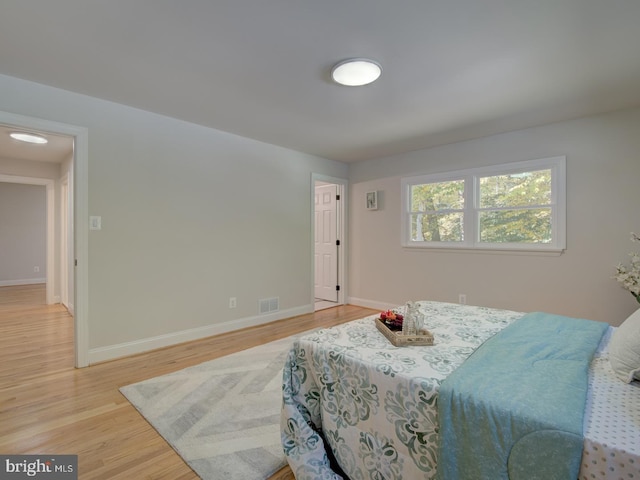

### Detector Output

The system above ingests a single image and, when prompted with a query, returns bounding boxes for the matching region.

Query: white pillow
[609,308,640,383]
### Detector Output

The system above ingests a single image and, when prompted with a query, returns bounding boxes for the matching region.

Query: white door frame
[0,111,89,368]
[311,173,347,306]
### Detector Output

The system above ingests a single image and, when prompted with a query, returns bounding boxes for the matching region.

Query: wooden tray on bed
[375,317,434,346]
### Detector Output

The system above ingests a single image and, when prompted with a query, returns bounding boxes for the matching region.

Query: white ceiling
[1,0,640,163]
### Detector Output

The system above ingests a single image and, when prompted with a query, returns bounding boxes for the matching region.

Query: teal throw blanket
[436,312,607,480]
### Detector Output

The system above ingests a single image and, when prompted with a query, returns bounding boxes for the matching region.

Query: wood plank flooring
[0,284,377,479]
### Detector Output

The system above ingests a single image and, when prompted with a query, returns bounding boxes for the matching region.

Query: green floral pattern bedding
[281,301,523,479]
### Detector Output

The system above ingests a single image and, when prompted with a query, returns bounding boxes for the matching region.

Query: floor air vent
[259,297,279,314]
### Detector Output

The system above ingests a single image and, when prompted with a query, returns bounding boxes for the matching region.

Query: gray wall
[0,73,348,360]
[0,182,46,285]
[348,107,640,326]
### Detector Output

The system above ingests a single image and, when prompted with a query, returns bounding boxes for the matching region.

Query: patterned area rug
[120,335,300,480]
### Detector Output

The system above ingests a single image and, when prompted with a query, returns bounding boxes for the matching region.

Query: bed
[280,301,640,480]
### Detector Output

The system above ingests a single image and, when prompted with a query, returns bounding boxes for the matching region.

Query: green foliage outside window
[478,169,552,243]
[409,169,553,244]
[410,180,464,242]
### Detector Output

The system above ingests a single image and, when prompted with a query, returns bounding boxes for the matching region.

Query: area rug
[120,335,302,480]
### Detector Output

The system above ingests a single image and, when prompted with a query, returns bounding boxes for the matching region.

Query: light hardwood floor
[0,284,376,479]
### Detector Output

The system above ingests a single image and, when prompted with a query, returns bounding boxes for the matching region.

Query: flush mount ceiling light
[331,58,382,86]
[9,132,48,144]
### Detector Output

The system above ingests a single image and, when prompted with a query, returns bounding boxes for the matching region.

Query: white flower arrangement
[614,233,640,303]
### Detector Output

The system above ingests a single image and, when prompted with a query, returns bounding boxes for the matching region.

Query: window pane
[479,170,551,208]
[411,180,464,212]
[410,212,464,242]
[479,208,552,243]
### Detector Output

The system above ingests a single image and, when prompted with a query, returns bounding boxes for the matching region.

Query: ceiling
[1,0,640,163]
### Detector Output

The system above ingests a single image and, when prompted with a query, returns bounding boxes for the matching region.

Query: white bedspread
[281,302,522,479]
[281,304,640,480]
[580,327,640,479]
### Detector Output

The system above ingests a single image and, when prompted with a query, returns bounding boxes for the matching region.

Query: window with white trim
[401,156,566,252]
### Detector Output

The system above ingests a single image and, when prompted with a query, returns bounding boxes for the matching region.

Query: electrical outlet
[229,297,237,308]
[34,266,40,273]
[458,294,467,305]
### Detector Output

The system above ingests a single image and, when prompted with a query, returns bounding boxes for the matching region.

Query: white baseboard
[0,278,46,287]
[88,304,314,365]
[347,296,400,311]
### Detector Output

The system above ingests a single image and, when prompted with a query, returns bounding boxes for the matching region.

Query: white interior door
[314,184,338,301]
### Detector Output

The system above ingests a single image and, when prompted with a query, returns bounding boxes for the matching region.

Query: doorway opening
[0,111,89,367]
[0,173,56,303]
[312,175,347,312]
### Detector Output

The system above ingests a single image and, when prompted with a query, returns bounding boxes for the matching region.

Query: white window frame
[401,156,566,253]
